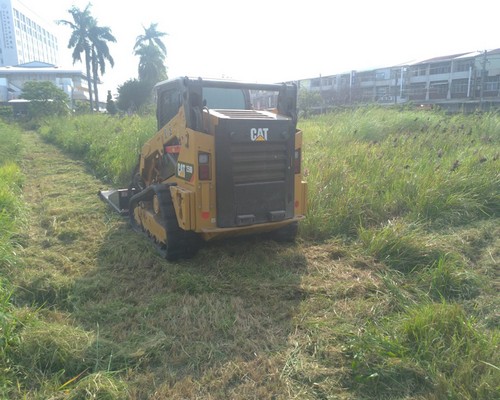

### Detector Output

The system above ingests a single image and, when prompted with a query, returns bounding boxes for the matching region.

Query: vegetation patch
[39,114,155,185]
[300,107,499,239]
[0,108,497,398]
[348,303,499,399]
[0,121,24,269]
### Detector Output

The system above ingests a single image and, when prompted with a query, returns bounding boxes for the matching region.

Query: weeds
[0,108,496,398]
[39,114,156,185]
[348,303,499,399]
[300,108,500,239]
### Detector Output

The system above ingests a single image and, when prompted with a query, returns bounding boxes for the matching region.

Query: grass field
[0,107,498,399]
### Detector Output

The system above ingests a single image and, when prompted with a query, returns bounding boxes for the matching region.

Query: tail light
[164,144,181,154]
[198,152,211,180]
[294,149,301,174]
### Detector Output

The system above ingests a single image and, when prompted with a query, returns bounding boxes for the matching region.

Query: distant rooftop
[0,62,86,76]
[302,48,500,79]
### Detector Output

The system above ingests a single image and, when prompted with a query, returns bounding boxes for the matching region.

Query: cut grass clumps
[348,303,499,399]
[65,372,129,400]
[1,310,127,397]
[10,318,94,379]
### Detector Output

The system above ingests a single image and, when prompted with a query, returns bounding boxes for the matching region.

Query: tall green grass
[0,120,28,396]
[0,120,24,268]
[348,302,499,399]
[38,108,499,236]
[300,107,499,239]
[39,114,156,185]
[297,108,499,398]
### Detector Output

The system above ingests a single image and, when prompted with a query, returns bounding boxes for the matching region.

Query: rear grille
[214,117,294,228]
[231,141,287,184]
[215,109,278,120]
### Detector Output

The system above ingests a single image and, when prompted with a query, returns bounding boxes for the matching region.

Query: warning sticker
[176,162,194,182]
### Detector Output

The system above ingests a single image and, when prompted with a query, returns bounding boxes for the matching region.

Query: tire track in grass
[17,131,126,308]
[14,131,317,397]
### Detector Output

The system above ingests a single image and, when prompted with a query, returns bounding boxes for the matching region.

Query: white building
[0,61,89,103]
[0,1,92,106]
[297,48,500,112]
[0,0,59,66]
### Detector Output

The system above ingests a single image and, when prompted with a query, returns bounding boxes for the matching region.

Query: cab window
[158,88,181,129]
[202,87,246,109]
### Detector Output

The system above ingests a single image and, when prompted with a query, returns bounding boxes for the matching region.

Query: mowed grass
[0,107,498,399]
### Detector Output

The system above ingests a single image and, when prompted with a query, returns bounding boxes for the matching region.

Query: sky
[18,0,500,96]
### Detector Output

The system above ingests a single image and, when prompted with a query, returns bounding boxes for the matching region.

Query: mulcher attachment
[98,188,134,215]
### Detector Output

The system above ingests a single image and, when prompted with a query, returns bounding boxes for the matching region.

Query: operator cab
[155,77,297,132]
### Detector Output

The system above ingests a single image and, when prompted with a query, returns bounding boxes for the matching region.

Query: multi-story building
[0,0,59,66]
[0,1,90,107]
[0,61,88,104]
[298,49,500,112]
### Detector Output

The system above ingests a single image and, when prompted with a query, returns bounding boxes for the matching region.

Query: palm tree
[89,22,116,110]
[58,4,94,111]
[134,23,168,86]
[134,23,167,56]
[135,43,167,84]
[58,4,115,112]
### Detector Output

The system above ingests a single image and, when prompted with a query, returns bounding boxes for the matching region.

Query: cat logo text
[250,127,269,142]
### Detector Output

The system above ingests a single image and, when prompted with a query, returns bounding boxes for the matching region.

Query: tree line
[53,3,167,113]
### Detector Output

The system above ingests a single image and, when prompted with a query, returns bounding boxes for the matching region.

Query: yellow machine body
[101,77,307,260]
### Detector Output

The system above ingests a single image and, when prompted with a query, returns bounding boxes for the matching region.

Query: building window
[429,62,451,75]
[429,81,448,99]
[410,65,427,76]
[453,60,472,73]
[408,83,426,99]
[362,88,374,100]
[376,86,389,96]
[323,77,334,86]
[357,71,374,82]
[310,78,321,88]
[451,79,468,94]
[484,77,499,92]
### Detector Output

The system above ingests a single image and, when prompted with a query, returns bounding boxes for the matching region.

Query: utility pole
[479,50,488,110]
[319,73,323,114]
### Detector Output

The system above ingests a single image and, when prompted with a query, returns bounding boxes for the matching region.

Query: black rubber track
[128,183,199,261]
